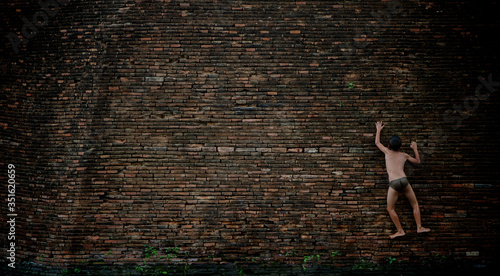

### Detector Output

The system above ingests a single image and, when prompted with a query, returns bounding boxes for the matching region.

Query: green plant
[285,249,297,257]
[145,245,159,259]
[134,243,193,275]
[153,269,168,275]
[353,258,378,271]
[167,246,180,253]
[303,255,320,263]
[165,253,177,261]
[301,254,320,271]
[164,246,181,261]
[435,253,448,263]
[182,262,191,274]
[330,251,340,258]
[387,256,396,264]
[348,82,355,89]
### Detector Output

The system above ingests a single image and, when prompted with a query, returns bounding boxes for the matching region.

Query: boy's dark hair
[389,135,402,151]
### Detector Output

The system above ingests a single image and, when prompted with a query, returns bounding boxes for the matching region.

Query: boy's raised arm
[407,141,421,164]
[375,121,389,153]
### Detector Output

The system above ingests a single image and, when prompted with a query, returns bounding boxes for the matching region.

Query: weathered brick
[0,0,499,274]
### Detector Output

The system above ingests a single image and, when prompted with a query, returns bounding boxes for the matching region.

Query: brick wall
[1,0,499,274]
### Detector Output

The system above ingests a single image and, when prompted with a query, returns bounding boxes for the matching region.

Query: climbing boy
[375,121,430,239]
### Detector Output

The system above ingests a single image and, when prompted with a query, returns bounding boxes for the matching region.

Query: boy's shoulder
[387,150,409,158]
[395,151,410,159]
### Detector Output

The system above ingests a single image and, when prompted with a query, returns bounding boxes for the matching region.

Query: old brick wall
[1,0,500,274]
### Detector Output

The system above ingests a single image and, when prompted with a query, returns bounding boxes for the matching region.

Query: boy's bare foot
[417,227,430,234]
[390,230,405,239]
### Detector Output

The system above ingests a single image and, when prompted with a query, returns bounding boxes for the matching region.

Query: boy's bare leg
[403,185,430,234]
[387,188,405,239]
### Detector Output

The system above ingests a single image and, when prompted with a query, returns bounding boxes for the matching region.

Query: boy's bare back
[375,121,420,181]
[383,150,412,182]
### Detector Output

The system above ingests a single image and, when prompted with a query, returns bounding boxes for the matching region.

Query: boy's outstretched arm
[407,141,421,164]
[375,121,389,153]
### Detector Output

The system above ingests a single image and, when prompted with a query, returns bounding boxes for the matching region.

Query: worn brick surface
[1,0,499,273]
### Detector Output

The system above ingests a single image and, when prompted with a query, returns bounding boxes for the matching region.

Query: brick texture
[1,0,499,273]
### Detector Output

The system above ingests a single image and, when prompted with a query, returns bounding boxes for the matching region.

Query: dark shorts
[389,177,409,193]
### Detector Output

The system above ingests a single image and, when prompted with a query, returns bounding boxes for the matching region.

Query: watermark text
[6,0,70,53]
[7,164,16,268]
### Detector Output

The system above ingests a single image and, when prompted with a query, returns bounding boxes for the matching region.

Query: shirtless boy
[375,121,430,239]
